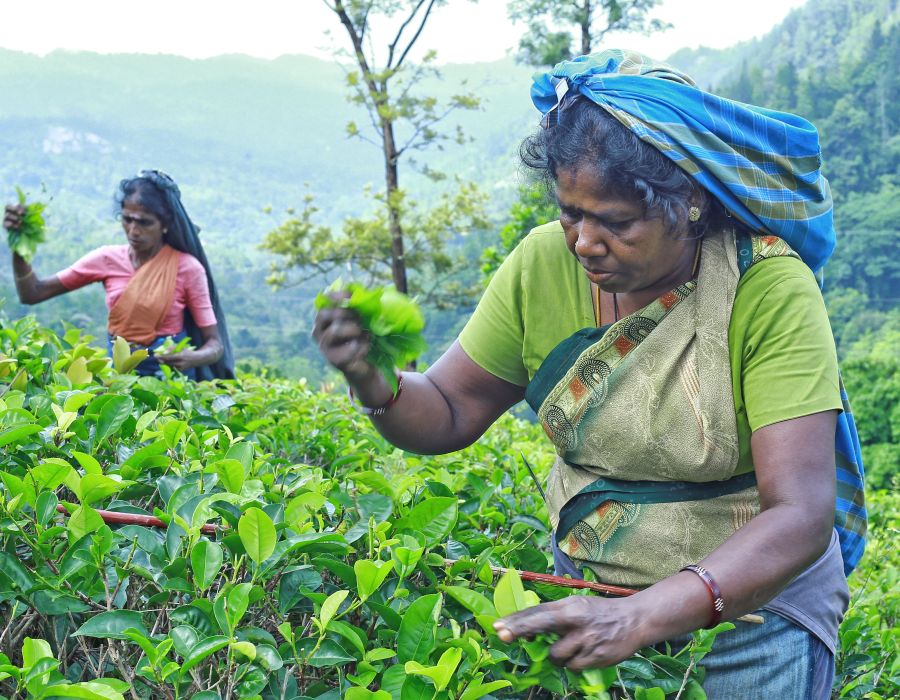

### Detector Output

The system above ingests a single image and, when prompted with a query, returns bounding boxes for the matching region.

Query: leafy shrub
[0,314,895,699]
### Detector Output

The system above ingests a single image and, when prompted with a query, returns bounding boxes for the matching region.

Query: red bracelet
[680,564,724,628]
[348,373,403,416]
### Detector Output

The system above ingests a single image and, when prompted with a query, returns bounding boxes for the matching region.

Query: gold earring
[688,206,701,222]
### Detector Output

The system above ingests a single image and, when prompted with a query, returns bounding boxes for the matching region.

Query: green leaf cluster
[7,186,48,263]
[0,312,895,699]
[315,282,427,391]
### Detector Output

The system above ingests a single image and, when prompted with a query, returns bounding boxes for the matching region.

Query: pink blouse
[57,245,217,335]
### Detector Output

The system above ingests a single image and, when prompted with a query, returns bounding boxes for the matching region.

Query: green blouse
[459,222,843,471]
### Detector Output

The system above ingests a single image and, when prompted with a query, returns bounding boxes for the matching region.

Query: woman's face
[121,198,165,256]
[556,167,697,296]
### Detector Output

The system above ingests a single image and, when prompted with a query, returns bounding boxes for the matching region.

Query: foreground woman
[314,50,866,697]
[5,170,234,380]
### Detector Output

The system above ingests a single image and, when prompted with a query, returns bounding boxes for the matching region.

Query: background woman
[4,170,234,380]
[313,50,866,698]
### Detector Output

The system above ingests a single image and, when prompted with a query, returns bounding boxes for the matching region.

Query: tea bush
[0,315,895,699]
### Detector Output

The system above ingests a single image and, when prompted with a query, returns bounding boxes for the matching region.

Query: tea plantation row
[0,315,895,699]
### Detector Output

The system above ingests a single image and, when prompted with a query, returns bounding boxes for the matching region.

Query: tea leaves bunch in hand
[7,186,48,262]
[316,282,427,391]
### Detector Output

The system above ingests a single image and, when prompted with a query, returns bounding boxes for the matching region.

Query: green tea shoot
[7,186,48,263]
[316,281,427,391]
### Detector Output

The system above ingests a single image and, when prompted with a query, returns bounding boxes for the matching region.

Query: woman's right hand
[312,302,377,383]
[3,204,25,232]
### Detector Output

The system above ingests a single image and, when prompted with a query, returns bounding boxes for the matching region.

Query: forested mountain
[669,0,898,90]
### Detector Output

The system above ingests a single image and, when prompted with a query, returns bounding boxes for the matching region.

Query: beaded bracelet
[348,373,403,416]
[680,564,724,628]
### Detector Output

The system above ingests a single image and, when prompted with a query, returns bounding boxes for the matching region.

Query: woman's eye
[560,208,581,221]
[605,219,633,233]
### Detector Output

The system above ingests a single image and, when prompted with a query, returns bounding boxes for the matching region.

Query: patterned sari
[525,230,866,585]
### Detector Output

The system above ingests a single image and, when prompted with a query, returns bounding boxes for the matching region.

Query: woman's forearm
[12,253,66,304]
[12,254,40,304]
[631,501,833,647]
[348,369,469,454]
[194,338,224,366]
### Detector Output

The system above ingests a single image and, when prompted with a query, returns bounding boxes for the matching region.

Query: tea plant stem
[673,654,697,700]
[0,600,20,647]
[110,539,139,605]
[616,666,633,699]
[7,611,38,653]
[108,641,142,700]
[67,617,101,676]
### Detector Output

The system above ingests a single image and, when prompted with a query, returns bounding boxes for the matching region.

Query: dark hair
[114,177,175,232]
[521,95,729,237]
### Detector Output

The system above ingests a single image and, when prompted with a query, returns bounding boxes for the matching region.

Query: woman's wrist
[346,367,395,410]
[628,571,715,647]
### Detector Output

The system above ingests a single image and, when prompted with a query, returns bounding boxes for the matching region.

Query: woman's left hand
[157,349,201,371]
[493,596,647,670]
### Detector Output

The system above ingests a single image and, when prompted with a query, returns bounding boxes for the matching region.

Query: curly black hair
[521,95,732,238]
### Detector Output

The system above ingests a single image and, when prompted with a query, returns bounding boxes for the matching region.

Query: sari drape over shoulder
[107,244,180,346]
[526,231,866,583]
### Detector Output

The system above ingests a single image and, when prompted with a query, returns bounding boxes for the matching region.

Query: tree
[508,0,670,67]
[261,181,490,308]
[261,0,483,298]
[772,61,798,110]
[480,182,559,283]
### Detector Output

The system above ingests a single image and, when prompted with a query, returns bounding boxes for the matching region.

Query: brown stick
[446,559,764,625]
[56,504,219,535]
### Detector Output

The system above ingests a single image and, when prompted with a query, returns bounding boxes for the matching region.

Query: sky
[0,0,809,64]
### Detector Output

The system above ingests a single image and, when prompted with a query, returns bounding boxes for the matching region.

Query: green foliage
[10,315,888,698]
[7,186,48,263]
[508,0,670,66]
[480,182,560,283]
[315,282,427,391]
[261,181,491,309]
[834,490,900,698]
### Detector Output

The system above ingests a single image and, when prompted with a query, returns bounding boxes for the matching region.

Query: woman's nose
[573,220,609,258]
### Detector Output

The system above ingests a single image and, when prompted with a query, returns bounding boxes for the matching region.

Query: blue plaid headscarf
[532,50,866,575]
[531,49,836,273]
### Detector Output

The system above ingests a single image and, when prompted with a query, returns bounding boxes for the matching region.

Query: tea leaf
[191,540,224,591]
[397,593,442,664]
[73,610,148,640]
[494,568,534,618]
[395,497,457,546]
[238,507,276,564]
[95,396,133,442]
[354,559,393,601]
[179,636,230,675]
[318,589,349,631]
[443,586,497,618]
[459,678,512,700]
[309,639,356,667]
[0,552,35,591]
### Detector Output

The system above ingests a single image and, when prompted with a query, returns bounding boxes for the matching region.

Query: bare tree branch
[395,0,439,69]
[387,0,429,68]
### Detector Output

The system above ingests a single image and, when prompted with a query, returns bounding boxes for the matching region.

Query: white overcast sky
[0,0,808,63]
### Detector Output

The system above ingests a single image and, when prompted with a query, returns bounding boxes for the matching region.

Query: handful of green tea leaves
[315,282,427,391]
[7,186,48,263]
